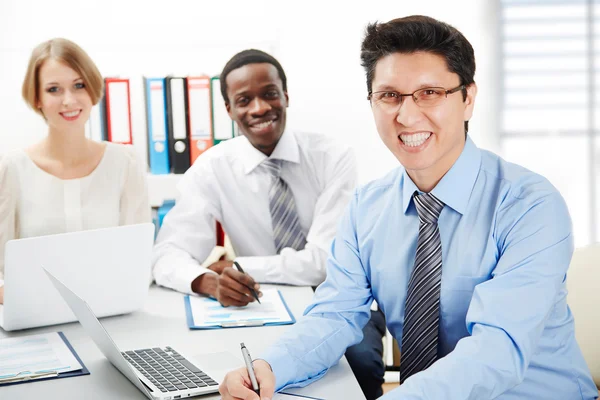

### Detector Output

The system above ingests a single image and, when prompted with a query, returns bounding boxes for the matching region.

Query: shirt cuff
[259,347,296,391]
[0,279,4,287]
[160,261,216,295]
[234,256,268,283]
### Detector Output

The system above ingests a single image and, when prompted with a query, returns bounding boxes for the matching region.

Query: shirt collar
[238,129,300,175]
[402,135,481,215]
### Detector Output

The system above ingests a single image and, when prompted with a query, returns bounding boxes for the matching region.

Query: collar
[238,129,300,175]
[402,135,481,215]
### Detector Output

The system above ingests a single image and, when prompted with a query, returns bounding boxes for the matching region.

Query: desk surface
[0,285,365,400]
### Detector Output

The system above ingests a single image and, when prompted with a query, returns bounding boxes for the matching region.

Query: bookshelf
[147,173,182,208]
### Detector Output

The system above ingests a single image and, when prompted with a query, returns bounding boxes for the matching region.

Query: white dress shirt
[152,130,357,294]
[0,142,151,286]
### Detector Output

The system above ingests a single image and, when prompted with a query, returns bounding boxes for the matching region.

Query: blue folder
[0,331,90,387]
[144,77,171,174]
[184,290,296,329]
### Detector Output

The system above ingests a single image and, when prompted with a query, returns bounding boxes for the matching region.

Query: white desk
[0,285,365,400]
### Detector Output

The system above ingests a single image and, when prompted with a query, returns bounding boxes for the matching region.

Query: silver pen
[240,342,260,394]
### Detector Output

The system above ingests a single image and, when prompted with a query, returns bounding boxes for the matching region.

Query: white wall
[0,0,499,185]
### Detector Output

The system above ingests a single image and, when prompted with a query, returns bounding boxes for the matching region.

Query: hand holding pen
[195,260,262,307]
[240,343,260,394]
[217,343,276,400]
[233,261,261,304]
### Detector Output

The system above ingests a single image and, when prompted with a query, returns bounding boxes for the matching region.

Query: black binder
[165,76,191,173]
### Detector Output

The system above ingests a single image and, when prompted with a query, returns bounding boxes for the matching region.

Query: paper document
[274,392,325,399]
[0,332,82,379]
[186,289,295,328]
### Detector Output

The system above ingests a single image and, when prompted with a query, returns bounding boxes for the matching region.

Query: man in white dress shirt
[152,49,387,399]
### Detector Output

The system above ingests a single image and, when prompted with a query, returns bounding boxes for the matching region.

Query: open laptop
[45,268,240,399]
[1,223,155,331]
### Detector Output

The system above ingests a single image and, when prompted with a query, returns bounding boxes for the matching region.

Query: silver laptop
[45,268,239,399]
[1,223,155,331]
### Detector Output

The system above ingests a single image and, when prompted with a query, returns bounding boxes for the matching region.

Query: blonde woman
[0,38,150,303]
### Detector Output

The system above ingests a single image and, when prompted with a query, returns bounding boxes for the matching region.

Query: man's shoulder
[354,168,402,203]
[480,150,572,254]
[479,151,567,232]
[479,149,559,202]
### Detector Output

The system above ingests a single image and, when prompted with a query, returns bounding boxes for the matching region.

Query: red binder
[103,78,133,144]
[186,76,213,164]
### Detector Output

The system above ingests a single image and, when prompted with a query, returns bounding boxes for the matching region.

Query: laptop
[45,268,240,399]
[0,223,155,331]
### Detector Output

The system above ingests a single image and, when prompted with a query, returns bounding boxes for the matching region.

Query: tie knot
[413,192,444,224]
[262,158,282,177]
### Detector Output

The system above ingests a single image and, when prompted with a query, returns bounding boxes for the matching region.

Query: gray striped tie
[400,191,445,384]
[262,158,307,253]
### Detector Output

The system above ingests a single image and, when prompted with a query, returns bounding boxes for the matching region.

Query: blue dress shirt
[262,137,597,399]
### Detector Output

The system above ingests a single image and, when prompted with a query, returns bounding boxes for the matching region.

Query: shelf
[147,173,182,208]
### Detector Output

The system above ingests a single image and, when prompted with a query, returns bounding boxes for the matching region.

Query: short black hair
[360,15,476,133]
[219,49,287,104]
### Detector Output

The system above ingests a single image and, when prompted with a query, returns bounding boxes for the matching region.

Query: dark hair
[219,49,287,104]
[360,15,475,133]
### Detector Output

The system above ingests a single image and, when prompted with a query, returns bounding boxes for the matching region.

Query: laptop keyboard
[122,346,219,393]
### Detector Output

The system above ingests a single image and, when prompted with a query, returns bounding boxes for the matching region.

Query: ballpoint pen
[240,342,260,395]
[233,261,261,304]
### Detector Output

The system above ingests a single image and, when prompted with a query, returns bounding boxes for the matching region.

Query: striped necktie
[400,191,445,384]
[262,158,307,253]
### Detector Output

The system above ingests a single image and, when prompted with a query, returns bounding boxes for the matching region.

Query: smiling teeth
[400,132,431,147]
[62,110,80,117]
[253,120,273,129]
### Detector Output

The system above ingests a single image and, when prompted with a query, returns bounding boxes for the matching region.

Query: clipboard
[0,331,89,386]
[184,289,296,330]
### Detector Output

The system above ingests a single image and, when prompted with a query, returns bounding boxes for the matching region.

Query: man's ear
[284,91,289,107]
[463,83,477,122]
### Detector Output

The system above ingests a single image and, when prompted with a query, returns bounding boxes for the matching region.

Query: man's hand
[191,263,262,307]
[219,360,275,400]
[208,260,234,274]
[0,286,4,304]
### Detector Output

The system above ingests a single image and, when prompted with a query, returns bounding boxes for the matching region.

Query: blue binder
[144,77,170,174]
[98,89,108,141]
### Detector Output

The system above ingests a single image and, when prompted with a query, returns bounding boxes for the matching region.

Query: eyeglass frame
[367,84,466,109]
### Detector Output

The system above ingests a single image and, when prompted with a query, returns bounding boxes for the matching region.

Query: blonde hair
[21,38,103,116]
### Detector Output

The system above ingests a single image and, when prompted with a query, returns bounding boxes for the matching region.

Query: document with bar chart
[184,289,295,329]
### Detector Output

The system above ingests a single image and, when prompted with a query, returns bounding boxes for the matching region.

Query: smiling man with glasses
[219,15,597,400]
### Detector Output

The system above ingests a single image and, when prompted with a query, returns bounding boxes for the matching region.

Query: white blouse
[0,142,151,285]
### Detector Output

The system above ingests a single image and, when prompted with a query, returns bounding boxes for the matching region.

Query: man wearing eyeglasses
[219,15,597,400]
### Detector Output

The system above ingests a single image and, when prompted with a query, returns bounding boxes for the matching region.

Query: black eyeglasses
[367,84,466,112]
